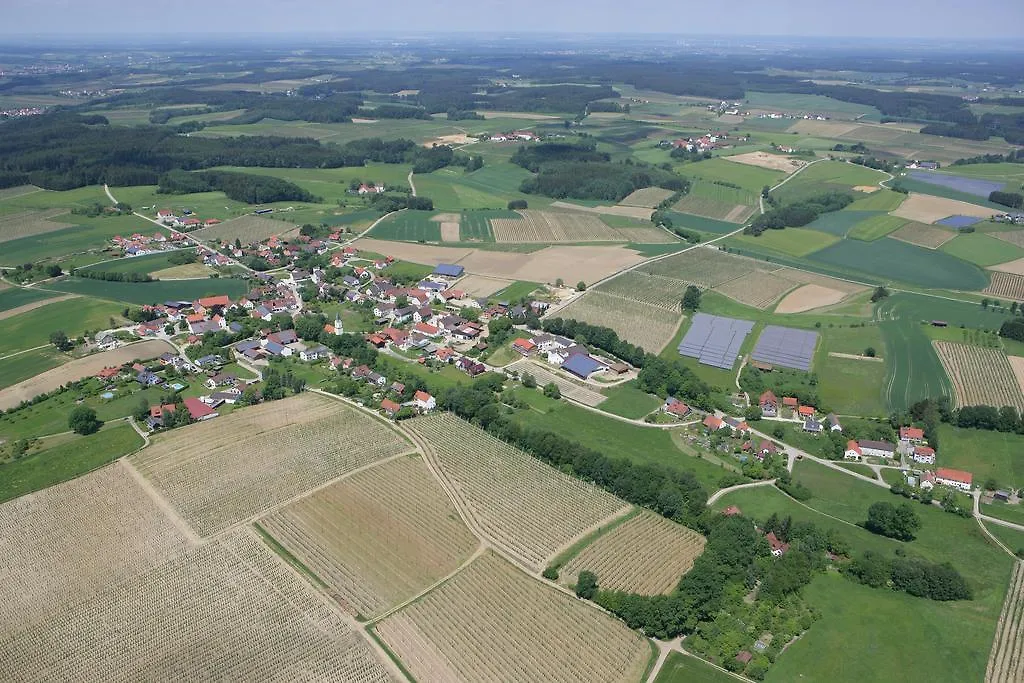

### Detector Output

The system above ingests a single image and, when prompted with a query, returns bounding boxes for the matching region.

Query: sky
[2,0,1023,40]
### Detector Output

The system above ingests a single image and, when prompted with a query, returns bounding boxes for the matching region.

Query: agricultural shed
[677,313,755,370]
[751,325,819,372]
[561,353,606,379]
[433,263,465,278]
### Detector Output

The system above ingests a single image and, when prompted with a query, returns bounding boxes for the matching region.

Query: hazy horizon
[3,0,1023,40]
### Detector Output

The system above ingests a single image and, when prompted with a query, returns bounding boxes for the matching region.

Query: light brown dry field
[994,230,1024,249]
[891,193,997,224]
[991,258,1024,276]
[0,208,75,243]
[423,133,475,147]
[129,393,413,537]
[0,529,397,683]
[259,455,478,619]
[0,184,41,201]
[0,292,77,322]
[774,283,850,313]
[787,119,862,137]
[888,222,958,249]
[149,262,218,279]
[723,151,807,174]
[985,560,1024,683]
[506,360,607,407]
[404,414,629,571]
[555,290,682,352]
[560,510,706,595]
[619,187,676,208]
[355,238,474,264]
[611,226,680,243]
[713,270,798,310]
[640,246,760,288]
[549,200,654,220]
[455,273,515,296]
[853,185,880,193]
[0,339,175,411]
[772,267,868,295]
[934,342,1024,411]
[597,270,693,311]
[1009,357,1024,397]
[374,551,650,683]
[0,463,193,635]
[431,213,461,242]
[191,214,297,243]
[985,272,1024,301]
[491,210,624,243]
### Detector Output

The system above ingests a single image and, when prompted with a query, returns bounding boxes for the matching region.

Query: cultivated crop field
[405,414,629,570]
[508,360,607,407]
[374,551,650,683]
[549,201,654,220]
[672,181,757,223]
[0,530,396,683]
[934,342,1024,412]
[129,394,412,536]
[597,270,691,311]
[713,269,798,309]
[0,463,192,634]
[888,222,957,249]
[619,187,676,208]
[556,290,682,351]
[986,561,1024,683]
[847,214,908,241]
[640,246,760,288]
[892,193,996,224]
[844,189,907,212]
[191,214,296,242]
[686,157,785,193]
[371,211,441,242]
[986,272,1024,302]
[490,210,625,243]
[259,455,478,618]
[561,511,706,595]
[0,209,74,243]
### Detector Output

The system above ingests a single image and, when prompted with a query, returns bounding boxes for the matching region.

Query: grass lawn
[492,280,541,301]
[982,501,1024,527]
[0,421,144,504]
[374,355,470,391]
[843,189,907,212]
[0,287,60,312]
[0,298,125,355]
[654,652,737,683]
[937,424,1024,489]
[815,324,887,416]
[983,520,1024,556]
[684,158,786,194]
[80,251,189,276]
[847,214,908,241]
[44,276,250,306]
[731,228,839,258]
[598,380,663,419]
[369,210,441,241]
[0,348,64,390]
[940,232,1024,268]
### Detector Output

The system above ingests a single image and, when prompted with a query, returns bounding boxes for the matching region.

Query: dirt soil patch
[891,192,997,224]
[853,186,880,193]
[350,117,378,123]
[457,274,515,297]
[0,339,175,410]
[355,238,475,265]
[439,223,460,241]
[723,151,806,174]
[774,284,848,313]
[0,294,78,322]
[1010,356,1024,395]
[829,351,884,362]
[423,134,474,147]
[888,222,957,249]
[461,245,647,284]
[992,258,1024,276]
[549,201,653,220]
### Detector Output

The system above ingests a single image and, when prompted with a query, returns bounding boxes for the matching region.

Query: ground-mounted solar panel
[936,215,981,229]
[751,325,819,371]
[677,313,755,370]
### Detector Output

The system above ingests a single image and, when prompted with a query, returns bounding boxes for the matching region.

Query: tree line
[746,191,853,236]
[157,170,318,204]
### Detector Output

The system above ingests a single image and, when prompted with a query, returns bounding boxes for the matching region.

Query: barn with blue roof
[433,263,464,278]
[561,352,606,379]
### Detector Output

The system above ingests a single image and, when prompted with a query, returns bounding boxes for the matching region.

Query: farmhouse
[913,446,936,465]
[512,338,536,356]
[663,397,691,418]
[827,414,842,432]
[380,398,401,418]
[703,415,728,431]
[859,440,896,459]
[412,390,436,412]
[803,418,823,434]
[899,426,925,445]
[765,532,790,557]
[182,397,218,421]
[759,391,778,417]
[844,440,863,460]
[782,396,799,410]
[936,467,973,491]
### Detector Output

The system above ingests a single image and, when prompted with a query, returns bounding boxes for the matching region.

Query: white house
[935,467,973,491]
[912,446,936,465]
[858,440,896,459]
[412,390,436,412]
[844,440,862,461]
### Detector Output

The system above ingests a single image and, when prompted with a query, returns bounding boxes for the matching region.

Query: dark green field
[369,210,441,241]
[804,210,882,237]
[0,298,125,355]
[665,212,740,235]
[0,287,59,312]
[45,276,249,306]
[655,652,737,683]
[807,238,988,290]
[79,251,189,275]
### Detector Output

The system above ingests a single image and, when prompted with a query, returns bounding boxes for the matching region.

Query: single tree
[68,406,102,435]
[864,347,876,357]
[575,570,598,599]
[576,281,587,292]
[49,330,72,352]
[543,382,561,399]
[870,286,890,303]
[521,372,537,389]
[681,285,702,312]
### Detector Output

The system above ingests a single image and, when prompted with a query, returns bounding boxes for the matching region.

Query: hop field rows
[986,561,1024,683]
[934,342,1024,412]
[555,290,682,352]
[985,272,1024,302]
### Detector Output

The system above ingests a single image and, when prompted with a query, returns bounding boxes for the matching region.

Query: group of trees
[521,161,685,202]
[157,169,318,204]
[71,269,153,283]
[845,551,972,601]
[746,191,854,236]
[68,405,102,435]
[864,501,921,541]
[990,190,1024,210]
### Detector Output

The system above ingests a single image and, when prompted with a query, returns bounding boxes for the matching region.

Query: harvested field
[460,245,647,285]
[129,393,412,536]
[853,185,880,193]
[891,192,997,224]
[773,267,868,295]
[0,463,192,634]
[355,238,474,265]
[456,273,515,296]
[561,511,706,595]
[788,119,861,137]
[774,284,849,313]
[431,212,462,242]
[191,214,296,243]
[619,187,676,208]
[598,270,693,311]
[507,360,607,407]
[724,151,806,174]
[1010,357,1024,396]
[0,293,76,322]
[985,272,1024,301]
[556,290,682,352]
[549,201,654,220]
[375,551,649,683]
[260,455,478,618]
[611,225,680,243]
[0,339,175,410]
[640,246,759,288]
[0,530,396,683]
[992,258,1024,276]
[994,231,1024,249]
[404,413,629,570]
[888,222,957,249]
[672,195,754,223]
[491,210,624,243]
[713,270,797,309]
[934,342,1024,412]
[0,209,75,243]
[0,184,41,200]
[985,561,1024,683]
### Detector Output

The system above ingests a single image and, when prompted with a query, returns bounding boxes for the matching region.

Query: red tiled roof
[381,399,401,414]
[936,467,973,485]
[782,397,799,407]
[183,397,216,420]
[900,426,925,440]
[414,390,432,403]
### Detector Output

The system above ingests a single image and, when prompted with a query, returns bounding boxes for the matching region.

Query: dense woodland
[746,191,853,236]
[157,170,318,203]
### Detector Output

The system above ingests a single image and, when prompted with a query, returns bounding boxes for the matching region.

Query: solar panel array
[751,325,819,371]
[677,313,755,370]
[936,215,981,229]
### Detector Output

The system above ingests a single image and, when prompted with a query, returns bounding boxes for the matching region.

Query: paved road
[706,479,777,506]
[407,171,417,197]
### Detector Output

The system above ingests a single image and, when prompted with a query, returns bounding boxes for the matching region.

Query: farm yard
[507,360,607,407]
[888,222,957,249]
[190,214,297,242]
[374,551,650,683]
[986,561,1024,683]
[0,530,396,683]
[404,413,629,571]
[259,455,478,619]
[0,209,74,243]
[986,272,1024,301]
[129,394,412,537]
[560,511,706,595]
[933,342,1024,412]
[555,290,682,351]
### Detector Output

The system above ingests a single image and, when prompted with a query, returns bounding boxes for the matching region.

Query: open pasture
[404,413,629,571]
[561,510,706,595]
[808,237,988,290]
[934,341,1024,411]
[942,233,1024,267]
[0,530,396,683]
[731,227,839,257]
[191,214,296,243]
[79,250,192,276]
[46,275,249,306]
[0,185,41,201]
[491,210,624,243]
[0,287,62,314]
[847,214,908,241]
[0,215,152,265]
[0,297,124,356]
[713,269,799,309]
[508,360,607,407]
[260,455,478,619]
[892,192,998,224]
[0,463,192,634]
[685,157,785,193]
[844,188,907,212]
[724,151,806,174]
[0,209,75,244]
[888,222,957,249]
[986,272,1024,302]
[986,561,1024,683]
[129,394,412,537]
[773,160,886,203]
[619,186,676,208]
[374,551,650,683]
[556,290,682,352]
